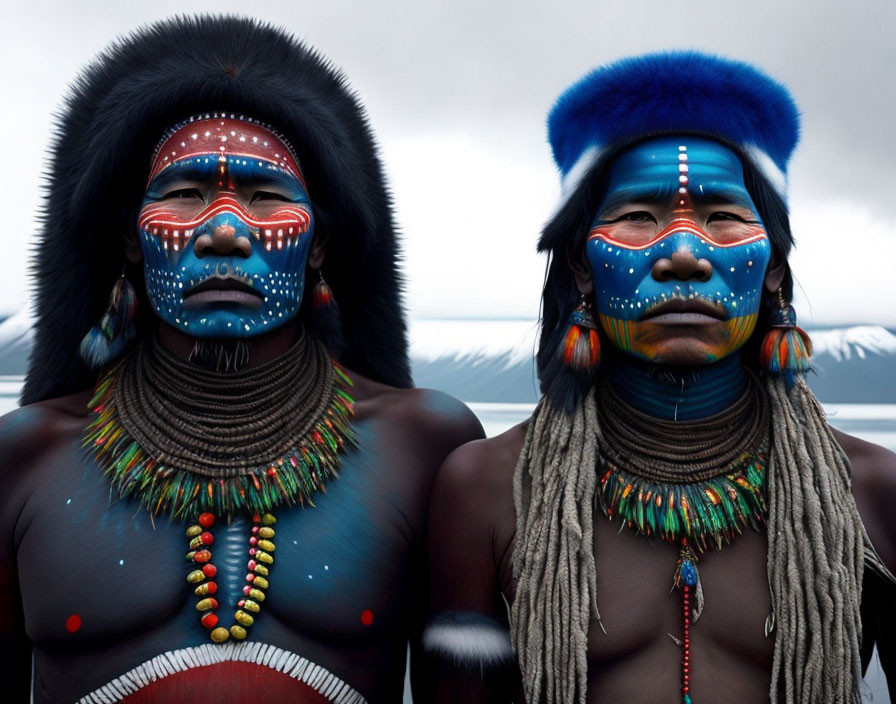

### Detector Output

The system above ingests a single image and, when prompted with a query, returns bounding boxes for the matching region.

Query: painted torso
[2,377,481,703]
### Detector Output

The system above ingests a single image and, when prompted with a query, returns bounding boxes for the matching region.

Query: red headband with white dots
[148,114,304,187]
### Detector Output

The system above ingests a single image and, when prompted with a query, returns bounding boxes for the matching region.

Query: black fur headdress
[22,15,411,405]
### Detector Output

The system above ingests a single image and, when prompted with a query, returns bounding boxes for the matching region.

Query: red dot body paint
[65,614,82,633]
[361,610,374,626]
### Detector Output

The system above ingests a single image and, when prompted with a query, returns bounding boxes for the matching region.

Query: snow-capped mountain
[810,326,896,362]
[0,309,34,374]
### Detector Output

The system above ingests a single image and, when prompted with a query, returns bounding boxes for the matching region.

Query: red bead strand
[185,512,276,644]
[682,584,692,703]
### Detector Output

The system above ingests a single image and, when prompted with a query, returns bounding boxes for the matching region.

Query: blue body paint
[606,350,748,420]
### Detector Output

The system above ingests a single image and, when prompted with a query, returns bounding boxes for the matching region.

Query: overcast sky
[2,0,894,325]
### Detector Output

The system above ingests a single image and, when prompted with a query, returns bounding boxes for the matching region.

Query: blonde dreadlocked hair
[511,373,894,703]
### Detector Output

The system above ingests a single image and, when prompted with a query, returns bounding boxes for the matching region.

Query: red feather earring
[312,271,335,309]
[311,270,340,335]
[561,293,601,372]
[759,288,812,387]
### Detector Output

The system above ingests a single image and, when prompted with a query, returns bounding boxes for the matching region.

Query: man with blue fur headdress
[425,52,896,702]
[0,16,483,702]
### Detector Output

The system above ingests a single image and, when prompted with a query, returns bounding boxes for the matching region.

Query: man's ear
[308,230,327,270]
[123,229,142,263]
[764,253,787,293]
[567,242,594,295]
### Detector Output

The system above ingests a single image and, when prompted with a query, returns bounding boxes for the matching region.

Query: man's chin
[627,330,746,366]
[599,313,758,366]
[630,344,734,366]
[163,309,296,339]
[626,325,737,365]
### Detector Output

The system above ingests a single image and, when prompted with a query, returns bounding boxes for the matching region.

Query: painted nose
[194,223,252,258]
[651,249,713,282]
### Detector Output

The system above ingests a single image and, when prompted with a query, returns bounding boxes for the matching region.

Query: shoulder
[352,373,485,454]
[430,422,528,543]
[435,422,528,499]
[831,427,896,574]
[0,390,91,465]
[0,390,91,531]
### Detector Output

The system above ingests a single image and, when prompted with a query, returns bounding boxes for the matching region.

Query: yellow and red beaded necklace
[185,511,278,643]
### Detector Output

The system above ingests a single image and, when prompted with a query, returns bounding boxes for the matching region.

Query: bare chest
[585,517,774,701]
[17,429,419,701]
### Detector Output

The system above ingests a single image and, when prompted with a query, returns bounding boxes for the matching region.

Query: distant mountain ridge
[0,311,33,375]
[409,319,896,404]
[1,313,894,403]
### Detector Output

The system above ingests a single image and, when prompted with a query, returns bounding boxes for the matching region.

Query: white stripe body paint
[77,642,367,704]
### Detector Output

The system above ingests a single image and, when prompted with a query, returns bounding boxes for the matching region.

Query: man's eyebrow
[597,182,678,217]
[227,160,303,190]
[146,160,218,191]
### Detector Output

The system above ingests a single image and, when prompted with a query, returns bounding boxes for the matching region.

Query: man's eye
[616,211,657,223]
[707,212,747,223]
[161,188,203,200]
[250,191,291,203]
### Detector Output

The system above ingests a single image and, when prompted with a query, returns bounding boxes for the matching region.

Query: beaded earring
[312,270,336,310]
[311,269,340,337]
[79,273,138,369]
[759,288,812,387]
[560,293,601,372]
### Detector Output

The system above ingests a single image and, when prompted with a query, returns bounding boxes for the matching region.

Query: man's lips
[639,298,727,325]
[183,276,264,310]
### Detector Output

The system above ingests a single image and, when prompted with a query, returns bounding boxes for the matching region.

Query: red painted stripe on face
[589,217,767,250]
[139,195,311,235]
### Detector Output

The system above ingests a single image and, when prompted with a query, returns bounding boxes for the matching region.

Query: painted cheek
[700,237,770,315]
[586,238,661,321]
[136,198,314,337]
[589,233,771,360]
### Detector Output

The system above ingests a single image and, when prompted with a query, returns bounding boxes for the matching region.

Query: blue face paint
[138,118,313,338]
[586,137,771,365]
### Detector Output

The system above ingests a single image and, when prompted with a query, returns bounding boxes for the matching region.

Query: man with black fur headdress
[0,16,482,702]
[425,53,896,702]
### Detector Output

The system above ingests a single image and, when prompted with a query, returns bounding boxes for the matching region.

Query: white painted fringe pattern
[78,642,367,704]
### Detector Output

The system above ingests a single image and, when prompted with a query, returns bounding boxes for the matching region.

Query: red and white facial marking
[138,195,311,253]
[148,117,304,186]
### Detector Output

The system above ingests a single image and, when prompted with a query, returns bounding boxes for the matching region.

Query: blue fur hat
[548,51,800,199]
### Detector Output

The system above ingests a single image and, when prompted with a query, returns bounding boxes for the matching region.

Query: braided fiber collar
[595,373,770,552]
[83,331,356,519]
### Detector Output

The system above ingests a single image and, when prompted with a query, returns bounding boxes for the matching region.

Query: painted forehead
[599,136,754,211]
[148,115,303,185]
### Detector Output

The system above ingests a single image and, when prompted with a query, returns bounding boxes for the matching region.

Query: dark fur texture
[22,15,411,405]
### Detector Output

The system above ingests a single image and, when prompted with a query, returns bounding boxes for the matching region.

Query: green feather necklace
[83,331,357,520]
